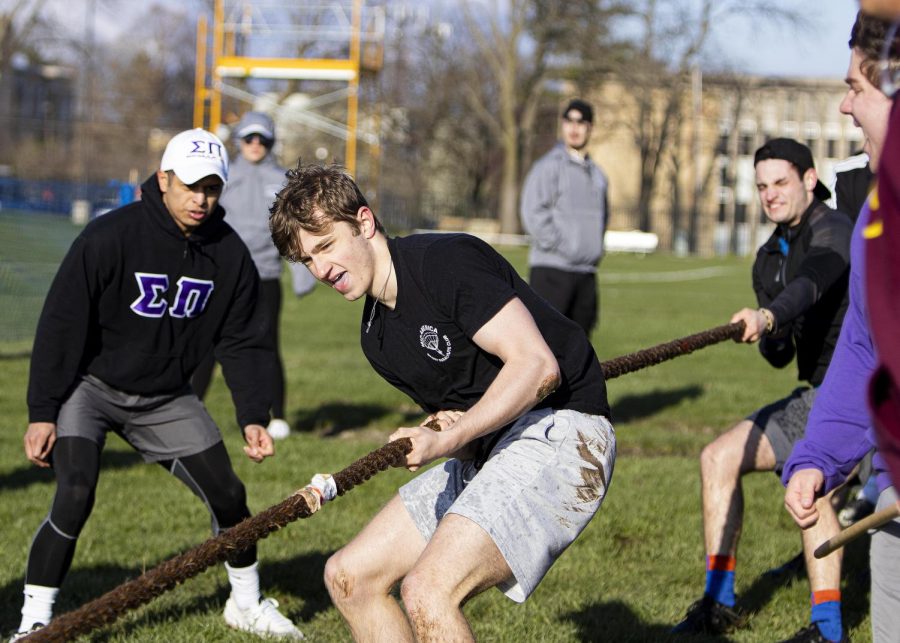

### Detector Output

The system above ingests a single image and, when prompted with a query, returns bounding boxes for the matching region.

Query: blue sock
[810,590,842,641]
[704,555,736,607]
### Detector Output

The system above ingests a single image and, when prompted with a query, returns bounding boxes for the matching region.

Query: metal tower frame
[193,0,383,176]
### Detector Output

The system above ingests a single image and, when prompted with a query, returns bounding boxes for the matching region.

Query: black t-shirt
[360,234,610,422]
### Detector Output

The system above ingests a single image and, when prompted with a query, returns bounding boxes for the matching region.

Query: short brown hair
[849,11,900,87]
[269,163,383,262]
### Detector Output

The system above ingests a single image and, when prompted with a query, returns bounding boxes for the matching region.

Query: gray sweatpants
[872,485,900,643]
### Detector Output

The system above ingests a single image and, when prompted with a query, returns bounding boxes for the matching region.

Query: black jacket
[27,175,274,428]
[834,162,873,222]
[752,200,852,386]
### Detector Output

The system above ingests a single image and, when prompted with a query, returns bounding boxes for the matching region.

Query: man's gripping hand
[422,409,464,432]
[24,422,56,468]
[243,424,275,462]
[391,413,467,472]
[784,468,825,528]
[731,307,769,343]
[420,410,478,461]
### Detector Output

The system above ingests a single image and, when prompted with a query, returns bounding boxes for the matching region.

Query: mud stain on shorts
[574,430,608,506]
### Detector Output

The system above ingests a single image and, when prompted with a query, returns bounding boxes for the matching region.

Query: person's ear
[358,206,377,238]
[156,170,169,194]
[803,168,818,192]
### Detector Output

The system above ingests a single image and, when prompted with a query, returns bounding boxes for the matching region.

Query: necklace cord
[366,260,394,334]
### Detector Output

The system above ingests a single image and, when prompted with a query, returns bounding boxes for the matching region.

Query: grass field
[0,235,873,642]
[0,210,81,348]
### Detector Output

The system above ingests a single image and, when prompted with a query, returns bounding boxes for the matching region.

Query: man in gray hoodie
[520,98,609,336]
[192,111,314,440]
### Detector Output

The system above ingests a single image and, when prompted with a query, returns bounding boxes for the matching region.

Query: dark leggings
[192,279,285,418]
[25,438,255,587]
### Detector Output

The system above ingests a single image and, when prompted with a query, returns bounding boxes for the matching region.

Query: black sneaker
[779,623,849,643]
[672,595,746,634]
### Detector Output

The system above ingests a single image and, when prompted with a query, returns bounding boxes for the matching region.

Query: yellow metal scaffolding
[193,0,381,176]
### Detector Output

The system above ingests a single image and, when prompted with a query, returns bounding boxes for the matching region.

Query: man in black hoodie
[10,129,303,641]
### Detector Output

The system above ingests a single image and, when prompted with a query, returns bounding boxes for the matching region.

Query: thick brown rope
[600,321,744,379]
[25,439,412,643]
[23,320,744,642]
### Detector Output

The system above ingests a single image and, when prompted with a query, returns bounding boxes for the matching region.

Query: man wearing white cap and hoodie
[192,111,314,440]
[11,129,303,640]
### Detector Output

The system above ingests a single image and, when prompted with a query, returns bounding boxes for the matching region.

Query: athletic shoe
[778,623,849,642]
[8,623,44,642]
[223,596,304,639]
[267,419,291,440]
[672,595,746,634]
[838,495,875,528]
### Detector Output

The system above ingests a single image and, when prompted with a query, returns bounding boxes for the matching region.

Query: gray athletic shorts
[398,408,616,603]
[747,386,815,475]
[55,374,222,462]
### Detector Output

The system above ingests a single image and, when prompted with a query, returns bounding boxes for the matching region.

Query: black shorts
[747,386,815,475]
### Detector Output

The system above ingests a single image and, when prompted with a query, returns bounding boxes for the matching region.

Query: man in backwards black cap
[520,98,608,337]
[673,138,854,642]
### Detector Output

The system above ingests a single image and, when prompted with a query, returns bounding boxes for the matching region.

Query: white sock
[19,584,58,632]
[225,562,261,610]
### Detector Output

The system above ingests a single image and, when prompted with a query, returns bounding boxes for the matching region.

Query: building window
[784,100,795,122]
[735,203,747,224]
[717,131,730,155]
[803,122,820,156]
[718,201,727,223]
[739,133,754,156]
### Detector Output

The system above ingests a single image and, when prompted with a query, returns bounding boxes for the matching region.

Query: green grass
[0,248,872,642]
[0,211,82,347]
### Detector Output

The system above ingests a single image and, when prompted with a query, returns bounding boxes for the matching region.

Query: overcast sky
[73,0,863,80]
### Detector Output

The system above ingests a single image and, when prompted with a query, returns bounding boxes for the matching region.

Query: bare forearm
[440,357,560,452]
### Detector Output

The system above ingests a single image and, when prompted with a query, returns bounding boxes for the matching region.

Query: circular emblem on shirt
[419,324,452,362]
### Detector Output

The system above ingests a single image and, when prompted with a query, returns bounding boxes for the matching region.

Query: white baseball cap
[160,128,229,185]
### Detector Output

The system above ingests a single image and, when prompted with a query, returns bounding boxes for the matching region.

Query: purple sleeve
[781,207,877,491]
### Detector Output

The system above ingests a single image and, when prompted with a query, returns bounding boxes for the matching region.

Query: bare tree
[66,3,197,183]
[0,0,59,164]
[612,0,804,234]
[452,0,627,234]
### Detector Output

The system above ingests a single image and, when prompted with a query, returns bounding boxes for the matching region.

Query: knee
[57,462,99,503]
[324,551,364,607]
[400,567,453,618]
[700,440,732,479]
[57,473,96,508]
[207,477,249,524]
[51,474,97,534]
[217,472,248,506]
